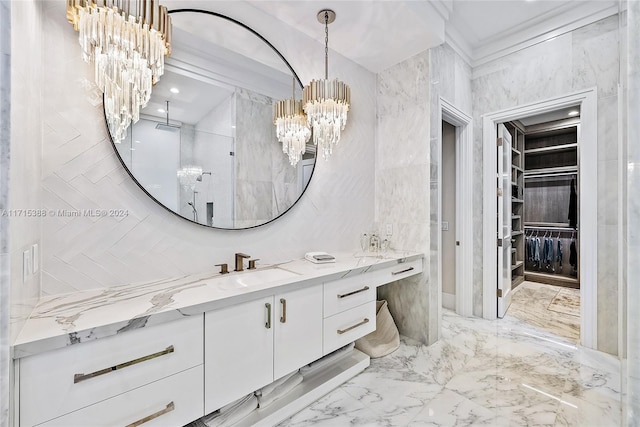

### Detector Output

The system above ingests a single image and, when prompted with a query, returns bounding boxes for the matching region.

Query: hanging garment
[533,237,541,267]
[543,237,554,264]
[569,240,577,269]
[568,178,578,228]
[557,239,563,268]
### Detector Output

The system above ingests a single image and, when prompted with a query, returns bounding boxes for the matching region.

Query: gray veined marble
[279,309,621,427]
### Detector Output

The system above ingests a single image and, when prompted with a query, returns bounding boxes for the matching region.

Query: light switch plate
[32,243,39,273]
[23,250,32,283]
[442,221,449,231]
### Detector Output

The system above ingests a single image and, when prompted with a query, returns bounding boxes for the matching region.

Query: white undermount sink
[210,267,300,290]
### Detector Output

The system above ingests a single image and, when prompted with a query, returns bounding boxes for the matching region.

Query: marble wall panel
[625,0,640,423]
[36,1,376,295]
[375,51,436,345]
[471,15,622,352]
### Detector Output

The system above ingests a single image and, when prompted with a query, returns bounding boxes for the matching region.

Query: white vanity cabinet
[18,315,204,427]
[204,284,323,414]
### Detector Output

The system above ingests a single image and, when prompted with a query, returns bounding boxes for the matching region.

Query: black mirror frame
[105,8,316,230]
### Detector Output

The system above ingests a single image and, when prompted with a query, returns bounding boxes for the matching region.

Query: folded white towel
[219,393,254,414]
[299,342,355,378]
[257,372,303,409]
[256,370,298,397]
[200,394,258,427]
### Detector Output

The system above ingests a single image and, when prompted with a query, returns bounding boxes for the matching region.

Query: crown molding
[470,2,619,68]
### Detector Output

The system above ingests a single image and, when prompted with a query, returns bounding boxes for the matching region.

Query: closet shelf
[511,261,524,270]
[525,165,578,177]
[512,198,524,203]
[511,231,523,236]
[512,148,522,156]
[512,165,524,173]
[512,215,521,219]
[524,143,577,155]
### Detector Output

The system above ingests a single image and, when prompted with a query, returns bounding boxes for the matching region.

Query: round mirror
[109,9,316,229]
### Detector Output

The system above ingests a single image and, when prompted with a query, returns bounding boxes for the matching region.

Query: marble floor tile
[279,309,620,427]
[407,389,496,426]
[547,289,580,317]
[507,281,580,343]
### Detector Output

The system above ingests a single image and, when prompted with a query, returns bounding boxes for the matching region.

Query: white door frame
[438,97,474,317]
[482,88,598,350]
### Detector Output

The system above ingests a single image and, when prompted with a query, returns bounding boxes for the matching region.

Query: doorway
[441,120,457,311]
[482,88,598,349]
[438,98,473,318]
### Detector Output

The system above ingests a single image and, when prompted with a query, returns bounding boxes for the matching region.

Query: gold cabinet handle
[337,286,370,299]
[125,401,175,427]
[265,303,272,329]
[337,318,370,335]
[74,346,175,384]
[392,267,414,275]
[280,298,287,323]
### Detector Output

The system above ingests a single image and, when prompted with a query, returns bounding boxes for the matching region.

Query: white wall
[0,2,10,425]
[9,0,42,343]
[38,1,376,295]
[471,14,622,354]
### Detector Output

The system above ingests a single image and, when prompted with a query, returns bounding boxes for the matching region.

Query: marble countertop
[12,251,422,359]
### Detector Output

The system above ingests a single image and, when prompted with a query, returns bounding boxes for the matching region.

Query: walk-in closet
[505,111,581,343]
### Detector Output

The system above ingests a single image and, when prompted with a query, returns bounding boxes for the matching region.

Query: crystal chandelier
[177,166,203,191]
[302,9,351,160]
[66,0,172,143]
[274,77,311,166]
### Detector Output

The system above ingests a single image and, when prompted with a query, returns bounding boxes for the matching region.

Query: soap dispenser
[369,233,380,253]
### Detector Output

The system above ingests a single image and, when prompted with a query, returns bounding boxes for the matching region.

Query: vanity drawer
[324,274,377,317]
[375,258,423,284]
[35,365,204,427]
[20,315,203,427]
[323,301,376,355]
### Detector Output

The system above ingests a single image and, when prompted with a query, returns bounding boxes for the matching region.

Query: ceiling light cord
[324,10,329,80]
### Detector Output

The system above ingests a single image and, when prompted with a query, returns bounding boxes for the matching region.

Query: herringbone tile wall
[39,1,377,296]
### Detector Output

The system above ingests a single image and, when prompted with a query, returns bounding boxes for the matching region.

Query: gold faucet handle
[215,263,229,274]
[248,259,260,270]
[236,253,251,258]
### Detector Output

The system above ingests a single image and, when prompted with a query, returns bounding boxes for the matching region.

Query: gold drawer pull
[265,303,272,329]
[337,318,370,335]
[392,266,414,275]
[280,298,287,323]
[337,286,370,299]
[125,401,175,427]
[74,346,175,384]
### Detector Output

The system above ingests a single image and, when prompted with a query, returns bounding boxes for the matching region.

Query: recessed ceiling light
[157,108,165,113]
[231,125,236,129]
[568,110,579,116]
[170,87,180,94]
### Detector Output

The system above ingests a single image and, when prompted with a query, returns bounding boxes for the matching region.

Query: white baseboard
[442,292,455,310]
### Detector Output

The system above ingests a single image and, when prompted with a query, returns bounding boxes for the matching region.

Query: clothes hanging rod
[524,172,578,179]
[524,225,578,231]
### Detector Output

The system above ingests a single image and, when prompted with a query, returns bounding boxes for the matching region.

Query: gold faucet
[234,253,251,272]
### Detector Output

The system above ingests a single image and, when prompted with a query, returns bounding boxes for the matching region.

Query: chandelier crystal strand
[67,0,171,143]
[274,77,311,166]
[302,9,350,160]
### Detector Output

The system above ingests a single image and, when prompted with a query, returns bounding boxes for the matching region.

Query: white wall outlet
[442,221,449,231]
[32,243,39,273]
[385,223,393,236]
[23,249,32,283]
